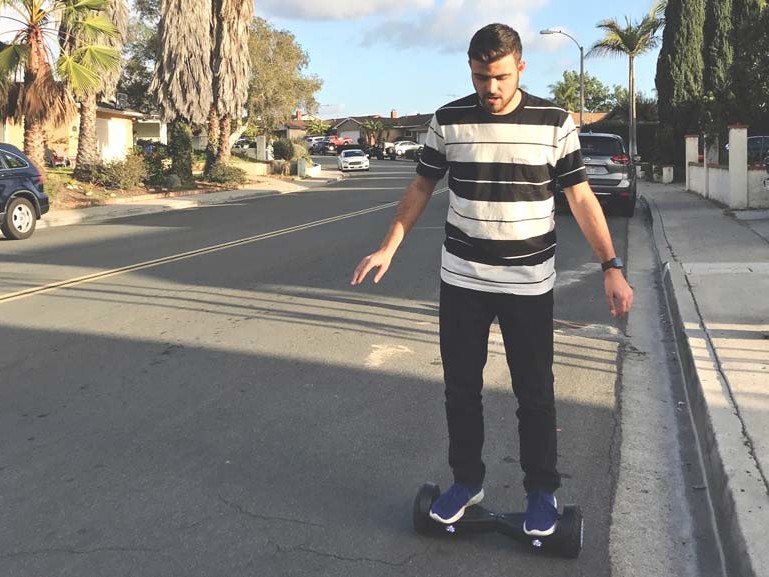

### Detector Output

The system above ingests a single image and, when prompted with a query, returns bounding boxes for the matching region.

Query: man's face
[470,54,526,115]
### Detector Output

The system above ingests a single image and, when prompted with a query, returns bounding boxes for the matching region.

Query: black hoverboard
[412,483,583,559]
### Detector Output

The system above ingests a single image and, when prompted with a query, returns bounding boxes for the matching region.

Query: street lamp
[540,28,584,129]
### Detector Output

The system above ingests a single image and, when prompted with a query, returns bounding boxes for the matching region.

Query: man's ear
[518,60,526,73]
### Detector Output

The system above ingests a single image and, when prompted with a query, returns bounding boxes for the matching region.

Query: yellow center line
[0,188,448,304]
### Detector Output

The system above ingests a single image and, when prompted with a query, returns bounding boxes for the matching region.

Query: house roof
[97,101,144,119]
[324,113,432,130]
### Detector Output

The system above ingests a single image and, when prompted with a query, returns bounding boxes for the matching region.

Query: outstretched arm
[351,175,438,285]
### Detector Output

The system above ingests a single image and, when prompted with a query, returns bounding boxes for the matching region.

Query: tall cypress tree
[730,0,766,125]
[703,0,733,95]
[656,0,706,161]
[700,0,734,139]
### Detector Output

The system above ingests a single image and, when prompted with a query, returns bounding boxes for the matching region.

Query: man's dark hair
[468,23,522,63]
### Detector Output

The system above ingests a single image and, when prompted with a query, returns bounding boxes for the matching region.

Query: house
[1,99,144,164]
[274,111,307,140]
[323,110,433,146]
[388,111,432,144]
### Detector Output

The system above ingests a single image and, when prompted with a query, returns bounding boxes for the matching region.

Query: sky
[255,0,663,120]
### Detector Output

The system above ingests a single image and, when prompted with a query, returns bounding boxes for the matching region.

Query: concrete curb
[642,194,764,577]
[39,173,346,230]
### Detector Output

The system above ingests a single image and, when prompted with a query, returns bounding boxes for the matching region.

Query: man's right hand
[351,249,394,285]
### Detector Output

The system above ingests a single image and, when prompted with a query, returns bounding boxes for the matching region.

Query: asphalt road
[0,156,713,576]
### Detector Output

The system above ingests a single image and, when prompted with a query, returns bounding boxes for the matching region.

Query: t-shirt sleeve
[554,115,587,188]
[416,114,449,181]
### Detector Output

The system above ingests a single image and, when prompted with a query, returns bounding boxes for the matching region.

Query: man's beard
[478,91,515,113]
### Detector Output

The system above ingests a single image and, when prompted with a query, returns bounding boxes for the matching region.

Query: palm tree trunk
[629,56,637,159]
[75,93,100,173]
[23,118,46,171]
[216,114,231,162]
[207,106,220,156]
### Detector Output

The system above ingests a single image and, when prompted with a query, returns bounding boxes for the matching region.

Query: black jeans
[439,281,560,493]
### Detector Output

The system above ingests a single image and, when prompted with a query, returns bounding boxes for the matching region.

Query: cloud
[257,0,434,21]
[362,0,554,54]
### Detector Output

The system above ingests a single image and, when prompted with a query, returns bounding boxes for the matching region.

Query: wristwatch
[601,257,624,271]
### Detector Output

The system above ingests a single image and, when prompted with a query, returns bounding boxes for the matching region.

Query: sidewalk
[642,181,769,577]
[38,169,344,229]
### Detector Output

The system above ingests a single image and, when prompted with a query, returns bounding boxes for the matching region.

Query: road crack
[218,494,325,528]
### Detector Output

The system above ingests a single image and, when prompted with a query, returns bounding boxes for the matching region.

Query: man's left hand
[604,269,634,317]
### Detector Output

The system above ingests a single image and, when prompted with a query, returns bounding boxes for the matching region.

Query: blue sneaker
[429,483,484,524]
[523,490,558,536]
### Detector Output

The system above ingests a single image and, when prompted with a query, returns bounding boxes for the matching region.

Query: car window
[1,151,29,168]
[579,137,623,157]
[344,150,365,157]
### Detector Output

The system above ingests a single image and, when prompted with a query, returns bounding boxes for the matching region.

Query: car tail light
[611,154,631,165]
[37,173,44,186]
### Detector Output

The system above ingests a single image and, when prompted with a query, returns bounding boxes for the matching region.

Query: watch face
[602,257,623,271]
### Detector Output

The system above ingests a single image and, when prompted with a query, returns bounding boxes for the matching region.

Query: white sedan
[392,140,420,156]
[337,149,370,172]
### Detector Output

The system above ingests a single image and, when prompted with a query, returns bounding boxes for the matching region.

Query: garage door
[340,130,360,142]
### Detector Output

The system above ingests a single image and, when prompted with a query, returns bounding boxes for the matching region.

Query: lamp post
[540,29,584,129]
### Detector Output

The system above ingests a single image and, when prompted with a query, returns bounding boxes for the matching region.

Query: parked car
[391,140,421,157]
[0,143,49,240]
[319,135,354,155]
[337,149,370,172]
[725,135,769,164]
[556,133,636,217]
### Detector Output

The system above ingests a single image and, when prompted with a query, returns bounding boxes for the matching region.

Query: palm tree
[0,0,119,169]
[59,0,126,176]
[306,118,329,136]
[588,0,666,157]
[210,0,252,163]
[151,0,212,181]
[361,119,385,145]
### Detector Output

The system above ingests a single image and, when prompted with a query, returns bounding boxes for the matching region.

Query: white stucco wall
[748,167,769,208]
[96,117,133,161]
[688,165,731,205]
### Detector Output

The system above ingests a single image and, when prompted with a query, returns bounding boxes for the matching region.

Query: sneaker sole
[523,496,557,536]
[429,489,484,525]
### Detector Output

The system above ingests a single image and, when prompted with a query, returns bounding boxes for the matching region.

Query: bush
[206,160,247,185]
[168,120,194,184]
[74,154,148,189]
[135,140,169,186]
[272,138,295,161]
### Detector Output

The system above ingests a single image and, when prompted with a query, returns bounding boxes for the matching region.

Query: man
[351,23,633,536]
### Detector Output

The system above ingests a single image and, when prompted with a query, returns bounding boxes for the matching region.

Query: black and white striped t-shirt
[416,91,587,295]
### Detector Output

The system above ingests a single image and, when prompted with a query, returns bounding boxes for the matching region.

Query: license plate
[586,166,607,175]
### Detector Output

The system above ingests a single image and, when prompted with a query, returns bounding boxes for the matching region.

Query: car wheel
[1,196,37,240]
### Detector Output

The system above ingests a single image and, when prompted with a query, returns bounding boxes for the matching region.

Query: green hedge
[581,120,661,162]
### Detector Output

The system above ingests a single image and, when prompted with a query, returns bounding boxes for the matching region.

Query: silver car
[577,133,637,217]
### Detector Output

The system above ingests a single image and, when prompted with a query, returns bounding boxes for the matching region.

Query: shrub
[206,160,247,185]
[272,138,295,161]
[97,153,149,189]
[135,140,169,186]
[168,120,194,184]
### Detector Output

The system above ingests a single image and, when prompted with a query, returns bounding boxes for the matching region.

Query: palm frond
[79,14,118,40]
[56,51,103,94]
[72,44,120,72]
[0,44,30,77]
[19,65,77,125]
[70,0,111,11]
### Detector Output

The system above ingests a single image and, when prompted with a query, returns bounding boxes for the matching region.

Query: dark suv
[0,143,49,240]
[558,133,637,217]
